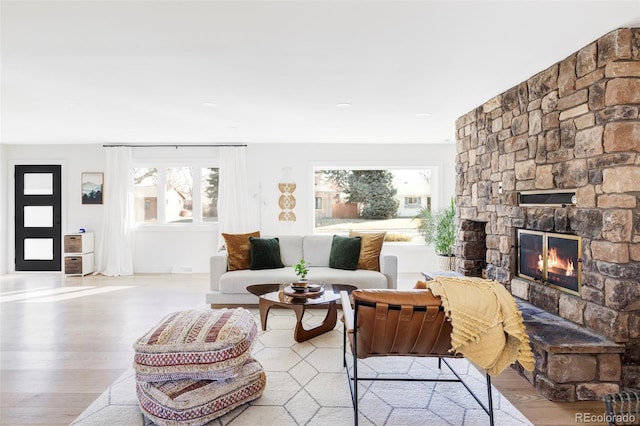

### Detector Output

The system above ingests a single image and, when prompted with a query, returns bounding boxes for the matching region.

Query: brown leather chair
[340,289,494,426]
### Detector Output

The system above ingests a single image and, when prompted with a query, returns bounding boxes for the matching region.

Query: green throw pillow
[329,235,362,271]
[249,237,285,270]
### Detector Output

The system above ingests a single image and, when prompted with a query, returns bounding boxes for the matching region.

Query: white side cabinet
[64,232,95,276]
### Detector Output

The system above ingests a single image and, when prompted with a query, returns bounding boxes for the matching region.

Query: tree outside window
[166,167,193,223]
[202,168,218,222]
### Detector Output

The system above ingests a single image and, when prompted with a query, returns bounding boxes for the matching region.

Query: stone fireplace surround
[454,28,639,401]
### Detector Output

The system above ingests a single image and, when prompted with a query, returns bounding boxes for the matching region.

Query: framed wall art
[81,172,103,205]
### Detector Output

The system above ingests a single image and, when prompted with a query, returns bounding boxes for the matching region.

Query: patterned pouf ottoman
[133,308,258,382]
[137,358,266,426]
[133,308,265,425]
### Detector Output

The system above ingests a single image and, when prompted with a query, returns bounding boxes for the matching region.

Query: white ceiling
[2,1,639,145]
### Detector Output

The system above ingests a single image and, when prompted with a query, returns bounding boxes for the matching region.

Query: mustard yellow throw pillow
[349,231,386,271]
[223,231,260,271]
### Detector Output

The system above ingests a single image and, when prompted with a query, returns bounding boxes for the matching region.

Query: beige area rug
[71,307,533,426]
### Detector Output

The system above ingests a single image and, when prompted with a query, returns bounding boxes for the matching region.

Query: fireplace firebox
[517,230,582,295]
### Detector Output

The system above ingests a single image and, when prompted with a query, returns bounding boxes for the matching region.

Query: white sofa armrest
[210,251,229,291]
[380,254,398,289]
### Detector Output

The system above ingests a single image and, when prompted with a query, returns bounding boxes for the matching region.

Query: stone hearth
[454,28,639,401]
[516,296,624,401]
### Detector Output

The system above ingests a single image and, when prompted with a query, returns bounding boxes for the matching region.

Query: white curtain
[96,146,134,276]
[217,146,251,249]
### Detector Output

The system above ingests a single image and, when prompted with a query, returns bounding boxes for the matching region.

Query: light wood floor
[0,273,608,425]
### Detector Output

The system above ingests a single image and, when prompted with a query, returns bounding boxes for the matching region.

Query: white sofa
[207,234,398,306]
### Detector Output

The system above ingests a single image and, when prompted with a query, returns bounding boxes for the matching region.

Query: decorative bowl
[306,284,322,292]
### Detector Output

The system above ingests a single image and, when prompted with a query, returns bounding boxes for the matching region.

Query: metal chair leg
[440,358,495,425]
[486,374,494,426]
[342,323,347,368]
[353,335,359,425]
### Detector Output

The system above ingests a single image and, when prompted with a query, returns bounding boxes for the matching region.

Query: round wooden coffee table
[247,283,357,342]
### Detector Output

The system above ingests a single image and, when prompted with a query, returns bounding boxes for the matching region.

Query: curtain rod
[102,143,247,148]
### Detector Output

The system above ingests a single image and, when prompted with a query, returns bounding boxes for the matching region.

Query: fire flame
[565,260,575,276]
[547,248,576,277]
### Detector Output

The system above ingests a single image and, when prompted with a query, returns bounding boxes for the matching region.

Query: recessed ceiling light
[202,102,217,108]
[336,103,352,108]
[416,112,431,117]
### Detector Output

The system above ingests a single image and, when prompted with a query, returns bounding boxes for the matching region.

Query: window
[201,168,219,222]
[165,167,193,223]
[134,165,218,225]
[314,167,433,242]
[134,168,158,223]
[404,196,422,208]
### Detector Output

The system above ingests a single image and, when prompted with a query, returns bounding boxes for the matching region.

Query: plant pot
[437,255,455,271]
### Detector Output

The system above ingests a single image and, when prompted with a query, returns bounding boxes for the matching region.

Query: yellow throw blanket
[426,276,535,376]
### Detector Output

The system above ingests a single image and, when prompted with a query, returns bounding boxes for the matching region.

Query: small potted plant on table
[293,259,309,285]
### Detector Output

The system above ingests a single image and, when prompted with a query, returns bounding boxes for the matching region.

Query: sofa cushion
[277,235,304,266]
[133,308,257,382]
[249,237,284,270]
[218,266,389,294]
[329,235,362,270]
[223,231,260,271]
[302,235,333,267]
[349,231,386,271]
[219,268,299,294]
[137,358,266,426]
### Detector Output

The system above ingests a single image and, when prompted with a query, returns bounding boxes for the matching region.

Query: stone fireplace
[454,28,639,400]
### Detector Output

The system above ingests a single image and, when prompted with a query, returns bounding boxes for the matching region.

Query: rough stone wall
[455,28,640,391]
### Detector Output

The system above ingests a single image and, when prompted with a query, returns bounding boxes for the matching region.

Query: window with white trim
[134,164,218,225]
[404,196,422,208]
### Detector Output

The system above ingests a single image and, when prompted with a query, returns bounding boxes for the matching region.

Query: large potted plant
[413,198,456,271]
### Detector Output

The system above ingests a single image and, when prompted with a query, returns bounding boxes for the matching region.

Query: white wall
[2,142,456,274]
[0,144,7,274]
